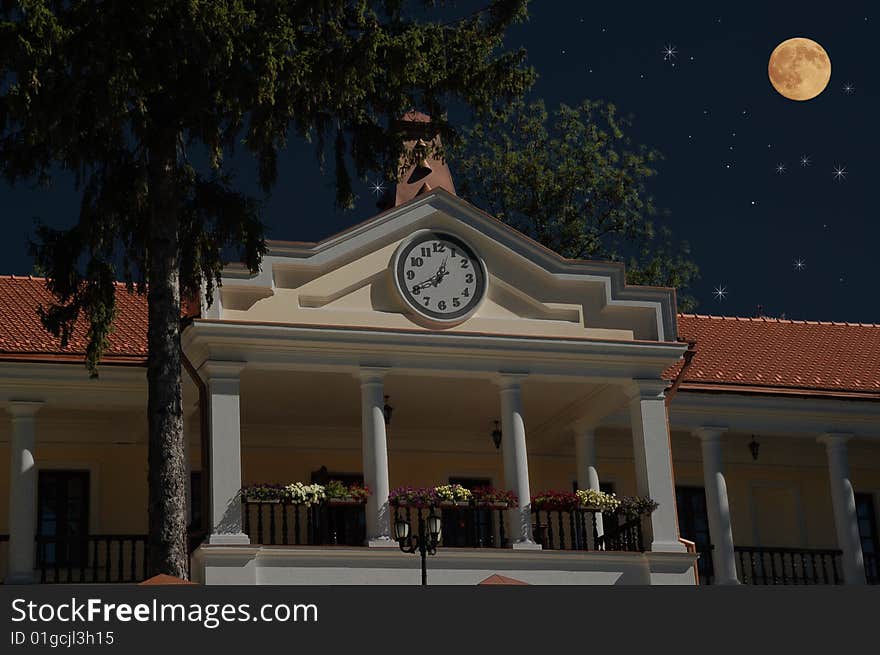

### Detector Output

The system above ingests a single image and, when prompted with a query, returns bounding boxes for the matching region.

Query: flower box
[327,496,367,506]
[246,496,281,504]
[438,500,471,508]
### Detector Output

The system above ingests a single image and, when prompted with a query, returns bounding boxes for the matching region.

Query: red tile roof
[1,277,878,398]
[671,314,880,398]
[0,275,148,362]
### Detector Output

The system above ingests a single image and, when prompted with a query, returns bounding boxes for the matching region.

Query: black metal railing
[395,504,509,549]
[242,500,366,546]
[864,552,878,585]
[698,545,845,585]
[0,534,8,582]
[735,546,842,585]
[531,508,644,552]
[35,534,149,583]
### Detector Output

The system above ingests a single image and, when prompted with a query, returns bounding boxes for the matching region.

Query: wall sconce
[748,436,760,461]
[491,420,502,450]
[383,395,394,426]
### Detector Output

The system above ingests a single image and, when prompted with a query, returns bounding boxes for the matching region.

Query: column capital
[7,400,45,418]
[625,378,668,401]
[493,372,528,391]
[357,366,390,385]
[694,426,728,442]
[198,360,246,383]
[818,432,853,449]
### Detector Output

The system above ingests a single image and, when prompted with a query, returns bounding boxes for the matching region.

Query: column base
[4,571,36,585]
[650,540,688,553]
[511,540,542,551]
[207,533,251,546]
[368,537,397,548]
[713,578,741,585]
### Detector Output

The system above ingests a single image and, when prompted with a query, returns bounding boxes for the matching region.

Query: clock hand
[432,256,449,286]
[412,276,437,291]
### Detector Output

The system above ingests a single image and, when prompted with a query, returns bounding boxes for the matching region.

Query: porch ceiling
[238,368,604,441]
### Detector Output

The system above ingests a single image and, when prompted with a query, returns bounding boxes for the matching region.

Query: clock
[393,231,487,323]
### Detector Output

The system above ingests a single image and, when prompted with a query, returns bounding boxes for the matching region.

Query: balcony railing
[697,546,848,585]
[242,499,366,546]
[532,508,644,552]
[35,534,149,584]
[241,499,646,552]
[865,552,878,585]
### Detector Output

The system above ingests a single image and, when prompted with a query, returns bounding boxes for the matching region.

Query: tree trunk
[146,134,188,578]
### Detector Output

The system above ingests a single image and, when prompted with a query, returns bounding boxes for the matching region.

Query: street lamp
[383,395,394,425]
[394,510,442,586]
[490,420,502,450]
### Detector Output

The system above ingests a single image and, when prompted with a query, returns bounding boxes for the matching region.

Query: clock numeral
[462,288,470,297]
[450,248,457,258]
[420,246,433,257]
[423,296,430,306]
[412,286,421,296]
[432,243,446,253]
[452,297,461,308]
[410,256,424,267]
[438,300,447,311]
[465,273,474,284]
[406,270,415,280]
[460,259,469,269]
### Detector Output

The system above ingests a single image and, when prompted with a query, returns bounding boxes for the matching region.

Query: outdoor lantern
[383,395,394,426]
[491,420,502,450]
[427,513,442,541]
[749,436,760,461]
[394,517,410,541]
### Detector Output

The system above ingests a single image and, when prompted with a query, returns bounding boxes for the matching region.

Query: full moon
[768,37,831,101]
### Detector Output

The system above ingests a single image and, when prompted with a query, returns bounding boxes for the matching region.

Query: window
[37,470,90,566]
[443,477,494,547]
[855,493,878,582]
[676,486,712,582]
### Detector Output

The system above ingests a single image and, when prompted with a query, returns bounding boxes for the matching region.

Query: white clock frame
[391,229,488,326]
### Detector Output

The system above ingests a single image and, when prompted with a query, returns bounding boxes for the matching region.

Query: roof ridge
[678,313,880,328]
[0,275,139,290]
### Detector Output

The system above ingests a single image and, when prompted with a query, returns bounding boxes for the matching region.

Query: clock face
[394,232,487,322]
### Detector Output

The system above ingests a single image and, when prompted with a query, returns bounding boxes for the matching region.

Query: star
[662,44,677,63]
[713,284,728,302]
[370,179,386,196]
[832,165,847,181]
[800,155,811,167]
[843,83,855,95]
[793,258,806,271]
[775,163,786,174]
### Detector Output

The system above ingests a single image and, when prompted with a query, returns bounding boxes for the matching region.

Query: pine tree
[0,0,533,577]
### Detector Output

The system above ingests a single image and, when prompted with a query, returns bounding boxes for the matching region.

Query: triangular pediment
[208,190,678,342]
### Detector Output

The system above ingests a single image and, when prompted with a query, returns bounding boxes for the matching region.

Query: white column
[628,380,685,552]
[694,427,738,584]
[6,401,43,584]
[359,368,392,546]
[818,433,866,585]
[574,426,603,537]
[498,374,538,549]
[202,361,249,545]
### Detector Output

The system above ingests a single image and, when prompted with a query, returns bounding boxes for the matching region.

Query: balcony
[241,499,646,553]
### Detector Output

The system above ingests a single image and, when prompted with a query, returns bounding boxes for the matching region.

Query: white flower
[576,489,620,511]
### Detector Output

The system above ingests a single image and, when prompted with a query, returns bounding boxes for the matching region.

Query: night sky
[1,2,877,323]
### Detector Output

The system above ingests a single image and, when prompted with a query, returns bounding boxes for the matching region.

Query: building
[1,119,878,585]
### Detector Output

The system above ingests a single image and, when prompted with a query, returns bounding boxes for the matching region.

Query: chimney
[380,111,456,210]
